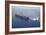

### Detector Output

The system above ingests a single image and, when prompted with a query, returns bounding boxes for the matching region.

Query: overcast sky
[12,6,40,18]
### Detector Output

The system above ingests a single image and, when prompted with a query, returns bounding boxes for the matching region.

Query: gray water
[12,16,40,28]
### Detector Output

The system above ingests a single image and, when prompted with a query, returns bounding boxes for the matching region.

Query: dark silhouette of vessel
[16,14,29,21]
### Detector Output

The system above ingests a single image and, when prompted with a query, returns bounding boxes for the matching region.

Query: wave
[29,17,39,21]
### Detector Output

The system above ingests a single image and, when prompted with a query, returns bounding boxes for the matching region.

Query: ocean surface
[12,16,40,28]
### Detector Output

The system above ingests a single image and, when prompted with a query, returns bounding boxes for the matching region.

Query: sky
[12,6,40,19]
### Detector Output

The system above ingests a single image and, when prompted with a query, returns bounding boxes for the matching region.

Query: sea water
[12,16,40,28]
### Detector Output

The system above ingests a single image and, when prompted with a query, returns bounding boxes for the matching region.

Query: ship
[15,12,29,21]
